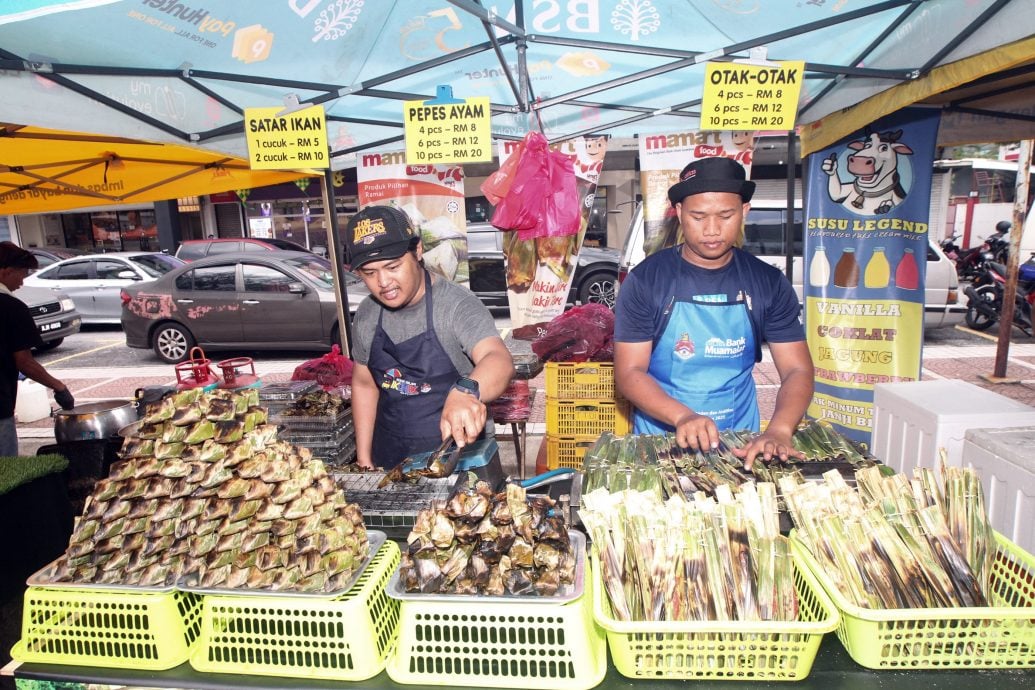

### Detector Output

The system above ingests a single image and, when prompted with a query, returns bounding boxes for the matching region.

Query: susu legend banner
[244,105,329,169]
[404,96,492,164]
[702,61,804,131]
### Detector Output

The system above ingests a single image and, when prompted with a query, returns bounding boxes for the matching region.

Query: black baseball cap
[667,156,756,206]
[0,241,39,270]
[344,205,419,269]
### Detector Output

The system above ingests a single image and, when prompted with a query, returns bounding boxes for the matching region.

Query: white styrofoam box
[962,426,1035,555]
[14,379,50,423]
[871,380,1035,475]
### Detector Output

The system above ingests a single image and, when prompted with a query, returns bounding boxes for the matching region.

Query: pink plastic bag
[480,137,526,205]
[291,345,354,391]
[491,132,550,232]
[532,303,615,363]
[539,151,580,240]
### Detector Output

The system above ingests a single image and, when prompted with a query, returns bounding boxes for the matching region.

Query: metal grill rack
[333,472,457,540]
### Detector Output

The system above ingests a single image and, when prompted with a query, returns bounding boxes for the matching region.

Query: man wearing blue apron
[614,157,813,468]
[345,206,514,470]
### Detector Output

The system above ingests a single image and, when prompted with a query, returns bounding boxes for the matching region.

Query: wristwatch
[451,376,480,400]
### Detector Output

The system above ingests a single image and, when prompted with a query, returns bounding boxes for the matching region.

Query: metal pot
[53,400,139,443]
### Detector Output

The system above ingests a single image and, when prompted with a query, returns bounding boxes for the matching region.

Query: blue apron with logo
[634,250,760,434]
[367,271,461,469]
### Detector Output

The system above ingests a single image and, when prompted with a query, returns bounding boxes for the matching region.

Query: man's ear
[413,241,424,261]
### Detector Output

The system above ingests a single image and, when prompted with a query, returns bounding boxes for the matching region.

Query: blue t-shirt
[614,247,804,360]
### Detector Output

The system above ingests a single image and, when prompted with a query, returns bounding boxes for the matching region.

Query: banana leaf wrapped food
[503,231,536,292]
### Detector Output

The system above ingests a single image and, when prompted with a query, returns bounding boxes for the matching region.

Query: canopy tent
[0,1,1032,169]
[0,123,310,214]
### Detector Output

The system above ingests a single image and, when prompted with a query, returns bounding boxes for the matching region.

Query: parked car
[13,285,82,351]
[618,201,966,329]
[29,246,88,269]
[176,237,312,261]
[22,252,184,324]
[121,251,370,363]
[466,222,620,309]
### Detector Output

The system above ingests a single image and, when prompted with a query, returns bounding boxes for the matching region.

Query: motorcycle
[964,257,1035,335]
[950,221,1011,282]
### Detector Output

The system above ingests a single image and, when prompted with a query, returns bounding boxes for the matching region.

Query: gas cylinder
[217,357,262,390]
[174,347,221,392]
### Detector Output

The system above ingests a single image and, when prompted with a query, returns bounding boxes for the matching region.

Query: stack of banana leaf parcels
[580,421,1008,623]
[34,387,370,594]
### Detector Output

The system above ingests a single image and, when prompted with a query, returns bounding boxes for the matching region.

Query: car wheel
[578,271,617,309]
[152,322,195,363]
[35,338,63,352]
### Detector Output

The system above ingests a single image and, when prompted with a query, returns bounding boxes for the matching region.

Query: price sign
[701,60,804,131]
[244,104,329,170]
[403,96,492,164]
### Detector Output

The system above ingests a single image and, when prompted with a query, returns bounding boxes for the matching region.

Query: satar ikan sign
[245,105,329,170]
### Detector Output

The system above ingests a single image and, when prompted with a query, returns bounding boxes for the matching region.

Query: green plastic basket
[12,587,202,670]
[386,571,606,690]
[189,538,401,681]
[791,532,1035,669]
[592,552,839,681]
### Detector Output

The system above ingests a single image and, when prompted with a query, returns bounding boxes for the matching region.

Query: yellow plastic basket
[545,361,616,399]
[546,398,631,437]
[12,586,203,670]
[189,538,401,681]
[791,532,1035,669]
[546,434,599,470]
[386,572,607,689]
[592,552,839,681]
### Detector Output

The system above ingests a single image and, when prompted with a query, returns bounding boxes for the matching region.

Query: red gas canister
[174,347,221,391]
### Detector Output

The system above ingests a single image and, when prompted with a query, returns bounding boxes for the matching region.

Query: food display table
[6,636,1033,690]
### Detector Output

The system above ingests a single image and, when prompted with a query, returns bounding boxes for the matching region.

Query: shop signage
[701,60,804,131]
[403,96,492,164]
[244,104,329,170]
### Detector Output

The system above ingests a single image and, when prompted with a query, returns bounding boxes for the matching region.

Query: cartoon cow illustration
[822,129,913,215]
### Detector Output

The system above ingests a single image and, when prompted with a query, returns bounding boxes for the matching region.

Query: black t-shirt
[0,293,44,418]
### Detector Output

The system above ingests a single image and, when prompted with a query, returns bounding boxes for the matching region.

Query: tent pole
[321,169,353,358]
[991,138,1033,379]
[785,130,797,282]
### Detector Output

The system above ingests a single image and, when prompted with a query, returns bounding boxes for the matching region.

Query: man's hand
[54,387,75,411]
[355,457,376,470]
[673,411,720,452]
[440,389,486,447]
[731,430,804,470]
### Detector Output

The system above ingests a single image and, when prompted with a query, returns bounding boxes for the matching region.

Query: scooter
[964,257,1035,335]
[952,221,1011,282]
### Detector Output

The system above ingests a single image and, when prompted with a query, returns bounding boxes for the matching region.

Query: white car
[23,251,184,324]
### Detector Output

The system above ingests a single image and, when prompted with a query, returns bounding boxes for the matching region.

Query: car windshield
[130,254,183,278]
[285,256,335,288]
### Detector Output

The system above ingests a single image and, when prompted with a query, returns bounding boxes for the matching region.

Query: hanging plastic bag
[291,344,354,391]
[537,151,581,240]
[480,136,527,205]
[491,131,550,233]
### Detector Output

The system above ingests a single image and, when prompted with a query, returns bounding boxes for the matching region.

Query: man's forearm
[468,349,514,403]
[351,377,380,465]
[16,354,65,392]
[766,368,813,438]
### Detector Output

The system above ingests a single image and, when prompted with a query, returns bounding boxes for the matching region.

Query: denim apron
[634,249,760,434]
[367,271,461,469]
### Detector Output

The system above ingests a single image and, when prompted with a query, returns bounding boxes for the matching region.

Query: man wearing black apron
[345,206,514,470]
[614,157,814,469]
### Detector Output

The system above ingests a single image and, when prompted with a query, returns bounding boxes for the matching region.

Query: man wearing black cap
[344,205,514,470]
[614,157,813,469]
[0,242,75,456]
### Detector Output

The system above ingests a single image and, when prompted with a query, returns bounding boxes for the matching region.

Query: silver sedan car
[22,251,184,324]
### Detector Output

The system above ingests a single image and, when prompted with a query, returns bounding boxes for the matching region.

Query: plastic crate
[546,398,630,437]
[386,569,606,690]
[792,532,1035,669]
[546,434,599,470]
[189,538,401,681]
[271,408,351,432]
[12,587,203,670]
[545,361,616,399]
[592,552,839,681]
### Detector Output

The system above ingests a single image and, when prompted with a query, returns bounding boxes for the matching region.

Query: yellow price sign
[244,104,329,170]
[701,60,804,131]
[403,96,492,164]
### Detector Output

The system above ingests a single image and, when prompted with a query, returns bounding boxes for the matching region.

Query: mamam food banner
[638,130,756,257]
[356,152,468,284]
[500,135,609,328]
[803,108,940,444]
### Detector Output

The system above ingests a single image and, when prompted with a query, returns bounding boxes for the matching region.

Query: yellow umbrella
[0,123,311,214]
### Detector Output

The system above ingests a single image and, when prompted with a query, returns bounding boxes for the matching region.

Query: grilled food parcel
[398,480,577,596]
[45,387,369,594]
[277,388,350,418]
[377,437,460,488]
[782,452,997,609]
[581,482,797,623]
